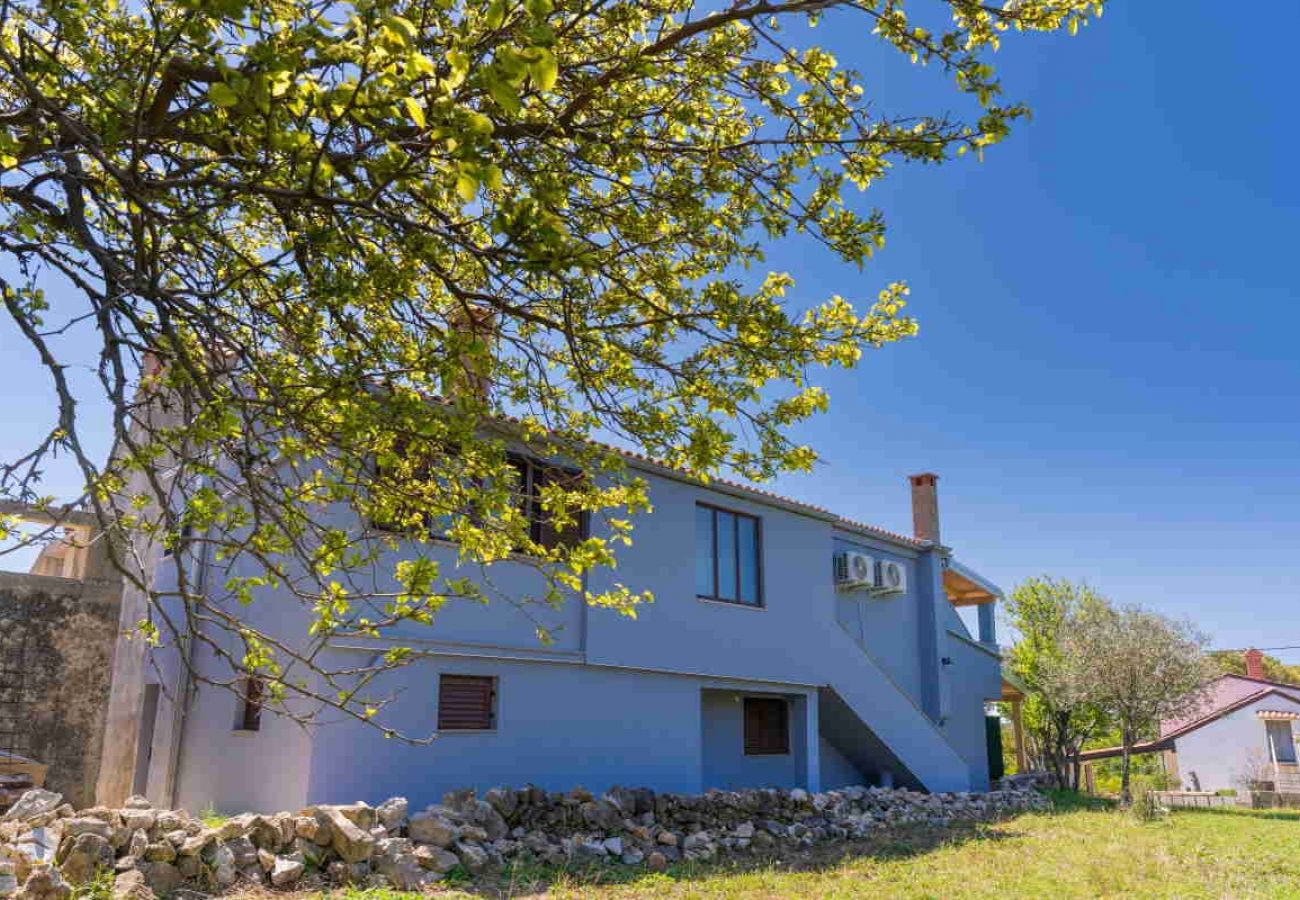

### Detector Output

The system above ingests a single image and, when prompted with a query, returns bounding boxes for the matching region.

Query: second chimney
[1245,648,1266,680]
[909,473,941,544]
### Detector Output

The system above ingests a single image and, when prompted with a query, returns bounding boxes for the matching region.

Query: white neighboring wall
[1173,693,1300,792]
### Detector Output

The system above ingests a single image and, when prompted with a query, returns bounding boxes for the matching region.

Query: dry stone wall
[0,782,1049,898]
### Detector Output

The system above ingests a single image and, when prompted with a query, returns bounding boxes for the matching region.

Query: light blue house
[123,461,1005,814]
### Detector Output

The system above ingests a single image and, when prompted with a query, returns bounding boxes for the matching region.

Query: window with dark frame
[237,675,263,732]
[437,674,497,731]
[507,455,590,552]
[695,503,762,606]
[371,448,588,553]
[743,697,789,755]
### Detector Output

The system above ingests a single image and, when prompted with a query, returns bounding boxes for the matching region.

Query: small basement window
[438,674,497,731]
[743,696,789,756]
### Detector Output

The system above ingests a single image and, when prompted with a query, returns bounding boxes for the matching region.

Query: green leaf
[446,49,470,88]
[402,97,426,127]
[485,73,521,115]
[385,15,418,45]
[455,171,477,202]
[465,111,495,135]
[209,82,240,108]
[530,48,558,92]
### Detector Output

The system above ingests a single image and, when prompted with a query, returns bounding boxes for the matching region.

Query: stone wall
[0,568,121,809]
[0,781,1050,898]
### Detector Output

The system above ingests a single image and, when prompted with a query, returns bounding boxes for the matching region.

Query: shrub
[1126,776,1168,822]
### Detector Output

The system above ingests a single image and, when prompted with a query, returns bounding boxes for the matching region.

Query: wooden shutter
[438,675,496,731]
[743,697,789,755]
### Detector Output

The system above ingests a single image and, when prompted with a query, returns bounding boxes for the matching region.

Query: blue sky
[759,2,1300,658]
[2,3,1296,658]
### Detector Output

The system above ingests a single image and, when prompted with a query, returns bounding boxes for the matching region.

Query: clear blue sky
[759,2,1300,659]
[2,3,1296,658]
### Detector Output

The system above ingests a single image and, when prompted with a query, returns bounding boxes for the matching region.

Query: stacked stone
[0,783,1048,898]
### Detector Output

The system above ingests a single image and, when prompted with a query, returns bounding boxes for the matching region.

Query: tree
[1066,603,1213,804]
[1209,649,1300,685]
[1003,576,1109,789]
[0,0,1105,733]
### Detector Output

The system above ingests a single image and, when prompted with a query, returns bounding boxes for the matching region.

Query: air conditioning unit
[874,559,908,595]
[834,551,876,590]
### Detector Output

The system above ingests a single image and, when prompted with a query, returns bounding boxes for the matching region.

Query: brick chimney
[443,304,498,402]
[908,473,940,544]
[1245,648,1266,680]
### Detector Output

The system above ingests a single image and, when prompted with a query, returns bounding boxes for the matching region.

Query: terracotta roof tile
[400,393,928,550]
[569,430,927,549]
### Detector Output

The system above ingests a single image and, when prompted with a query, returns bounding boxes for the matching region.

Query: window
[508,455,589,552]
[744,697,789,755]
[438,674,497,731]
[372,447,588,552]
[369,438,446,535]
[695,503,761,605]
[236,675,263,732]
[1267,719,1297,764]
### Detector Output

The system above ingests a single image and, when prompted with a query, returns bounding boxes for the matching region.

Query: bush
[1128,789,1163,822]
[1094,765,1174,797]
[1127,776,1168,823]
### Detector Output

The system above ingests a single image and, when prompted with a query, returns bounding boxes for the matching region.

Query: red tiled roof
[1082,686,1300,762]
[1162,674,1300,736]
[833,516,928,549]
[550,428,929,549]
[392,392,930,550]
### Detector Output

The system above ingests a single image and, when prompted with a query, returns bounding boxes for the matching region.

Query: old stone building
[0,504,122,808]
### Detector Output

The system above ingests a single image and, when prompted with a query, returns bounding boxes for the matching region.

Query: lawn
[276,797,1300,899]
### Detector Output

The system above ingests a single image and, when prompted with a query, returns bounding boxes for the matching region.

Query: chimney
[443,304,498,403]
[1245,648,1266,680]
[909,472,940,544]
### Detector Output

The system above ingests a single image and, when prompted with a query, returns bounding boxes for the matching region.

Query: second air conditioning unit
[873,559,908,595]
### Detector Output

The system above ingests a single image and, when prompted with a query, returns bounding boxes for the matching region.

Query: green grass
[261,803,1300,899]
[200,803,231,828]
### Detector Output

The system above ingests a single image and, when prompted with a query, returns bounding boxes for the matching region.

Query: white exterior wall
[134,461,1001,811]
[1173,693,1300,792]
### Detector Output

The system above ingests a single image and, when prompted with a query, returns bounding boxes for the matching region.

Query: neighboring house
[1081,649,1300,794]
[0,503,123,808]
[104,456,1006,814]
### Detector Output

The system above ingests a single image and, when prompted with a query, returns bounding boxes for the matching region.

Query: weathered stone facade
[0,533,121,809]
[0,782,1050,898]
